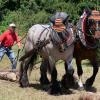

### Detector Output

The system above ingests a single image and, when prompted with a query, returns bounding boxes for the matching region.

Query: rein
[37,25,50,41]
[14,33,27,46]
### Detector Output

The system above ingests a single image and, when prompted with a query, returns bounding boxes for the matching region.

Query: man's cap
[9,23,16,27]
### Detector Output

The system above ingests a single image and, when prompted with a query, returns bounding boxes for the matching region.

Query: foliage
[0,0,99,34]
[77,1,96,15]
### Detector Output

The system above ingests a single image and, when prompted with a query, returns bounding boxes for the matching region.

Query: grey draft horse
[19,12,76,94]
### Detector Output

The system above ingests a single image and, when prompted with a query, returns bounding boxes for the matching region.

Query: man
[0,23,21,71]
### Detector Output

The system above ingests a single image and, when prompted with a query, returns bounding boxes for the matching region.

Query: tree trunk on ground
[0,71,19,82]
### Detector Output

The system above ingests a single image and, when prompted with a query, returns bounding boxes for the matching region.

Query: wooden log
[79,92,100,100]
[0,71,19,82]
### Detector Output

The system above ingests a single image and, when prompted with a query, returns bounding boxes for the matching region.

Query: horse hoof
[85,78,94,88]
[48,81,62,95]
[48,87,62,95]
[19,79,29,87]
[40,77,50,85]
[61,74,78,89]
[48,88,62,95]
[20,82,29,88]
[61,75,69,89]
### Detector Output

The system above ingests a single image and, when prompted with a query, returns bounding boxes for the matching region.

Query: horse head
[76,10,100,48]
[50,12,75,52]
[88,10,100,39]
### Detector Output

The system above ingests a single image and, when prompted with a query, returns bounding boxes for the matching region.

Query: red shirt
[0,29,21,48]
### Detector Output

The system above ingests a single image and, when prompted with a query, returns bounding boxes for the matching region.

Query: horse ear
[63,15,69,25]
[49,16,55,25]
[68,19,72,23]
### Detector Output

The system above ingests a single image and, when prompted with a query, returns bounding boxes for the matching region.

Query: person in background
[0,23,21,71]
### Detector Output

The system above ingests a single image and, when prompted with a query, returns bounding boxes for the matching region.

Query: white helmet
[9,23,16,27]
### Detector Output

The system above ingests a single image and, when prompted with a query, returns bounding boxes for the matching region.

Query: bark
[0,71,19,82]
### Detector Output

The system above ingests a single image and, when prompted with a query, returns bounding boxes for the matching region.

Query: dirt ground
[0,55,100,100]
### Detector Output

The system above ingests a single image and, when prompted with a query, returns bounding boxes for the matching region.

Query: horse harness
[50,18,75,52]
[35,19,75,53]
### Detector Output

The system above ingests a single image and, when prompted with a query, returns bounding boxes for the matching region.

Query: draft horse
[74,10,100,89]
[19,12,76,94]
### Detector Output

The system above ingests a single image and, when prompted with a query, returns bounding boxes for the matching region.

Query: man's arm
[15,33,21,49]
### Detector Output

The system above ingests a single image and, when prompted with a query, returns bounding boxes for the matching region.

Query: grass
[0,46,100,100]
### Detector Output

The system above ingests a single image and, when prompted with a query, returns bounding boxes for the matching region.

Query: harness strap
[38,27,48,41]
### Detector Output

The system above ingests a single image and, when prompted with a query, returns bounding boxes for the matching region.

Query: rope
[14,33,27,46]
[37,25,50,41]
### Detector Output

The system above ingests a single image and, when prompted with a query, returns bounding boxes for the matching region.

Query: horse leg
[19,57,31,87]
[65,57,74,74]
[76,59,84,90]
[40,59,50,85]
[48,66,62,95]
[45,58,61,95]
[61,60,78,89]
[85,61,99,88]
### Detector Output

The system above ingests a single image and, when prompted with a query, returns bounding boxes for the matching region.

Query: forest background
[0,0,99,35]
